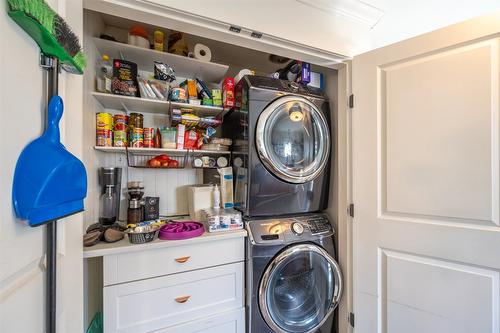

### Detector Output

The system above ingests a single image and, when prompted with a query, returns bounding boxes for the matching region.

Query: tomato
[148,159,161,167]
[169,160,179,168]
[156,154,170,162]
[161,160,170,167]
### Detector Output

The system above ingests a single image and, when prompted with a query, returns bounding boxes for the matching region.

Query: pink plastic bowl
[159,221,205,240]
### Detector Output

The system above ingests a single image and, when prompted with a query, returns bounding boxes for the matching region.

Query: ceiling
[145,0,500,57]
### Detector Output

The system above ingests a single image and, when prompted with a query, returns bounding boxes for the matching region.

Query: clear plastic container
[160,127,177,149]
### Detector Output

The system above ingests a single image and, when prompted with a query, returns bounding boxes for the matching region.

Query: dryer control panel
[246,214,333,245]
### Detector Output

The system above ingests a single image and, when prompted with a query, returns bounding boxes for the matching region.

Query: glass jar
[127,199,142,224]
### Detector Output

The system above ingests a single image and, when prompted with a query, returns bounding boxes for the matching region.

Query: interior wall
[324,64,351,333]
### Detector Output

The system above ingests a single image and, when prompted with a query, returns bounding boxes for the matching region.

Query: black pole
[45,56,59,333]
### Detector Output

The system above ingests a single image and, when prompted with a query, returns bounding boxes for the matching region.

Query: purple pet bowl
[159,221,205,240]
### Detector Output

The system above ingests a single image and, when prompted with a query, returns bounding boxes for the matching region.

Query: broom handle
[44,55,59,333]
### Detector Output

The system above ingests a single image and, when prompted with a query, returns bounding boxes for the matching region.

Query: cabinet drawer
[103,237,244,285]
[152,308,244,333]
[104,262,244,333]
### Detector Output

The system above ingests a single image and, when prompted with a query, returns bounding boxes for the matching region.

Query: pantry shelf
[94,146,231,156]
[93,92,169,114]
[93,37,229,83]
[92,92,227,117]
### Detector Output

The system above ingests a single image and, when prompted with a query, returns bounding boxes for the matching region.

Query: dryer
[246,214,342,333]
[223,76,332,217]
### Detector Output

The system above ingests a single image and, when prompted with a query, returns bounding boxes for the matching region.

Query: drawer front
[104,237,244,285]
[152,308,244,333]
[104,262,244,333]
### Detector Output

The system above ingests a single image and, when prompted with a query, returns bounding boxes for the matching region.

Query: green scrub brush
[7,0,86,73]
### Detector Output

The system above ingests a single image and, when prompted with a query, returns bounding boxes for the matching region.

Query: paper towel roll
[193,43,212,62]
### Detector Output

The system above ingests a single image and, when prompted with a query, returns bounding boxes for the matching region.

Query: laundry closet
[81,2,348,333]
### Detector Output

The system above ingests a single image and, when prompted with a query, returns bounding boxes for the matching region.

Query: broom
[7,1,86,333]
[7,0,86,73]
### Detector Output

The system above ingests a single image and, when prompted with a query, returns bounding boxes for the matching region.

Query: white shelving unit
[95,146,230,156]
[92,92,226,117]
[93,37,229,83]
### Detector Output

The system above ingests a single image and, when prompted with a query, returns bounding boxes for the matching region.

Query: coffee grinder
[98,167,122,225]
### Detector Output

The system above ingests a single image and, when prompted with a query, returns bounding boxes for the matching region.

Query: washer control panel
[247,214,333,244]
[306,216,332,235]
[291,222,304,235]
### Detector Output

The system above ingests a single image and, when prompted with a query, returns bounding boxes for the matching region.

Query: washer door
[259,243,342,333]
[256,96,330,184]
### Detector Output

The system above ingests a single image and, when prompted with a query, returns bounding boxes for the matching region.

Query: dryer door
[259,243,342,333]
[256,96,330,184]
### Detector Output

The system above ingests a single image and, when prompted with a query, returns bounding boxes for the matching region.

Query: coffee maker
[98,167,122,224]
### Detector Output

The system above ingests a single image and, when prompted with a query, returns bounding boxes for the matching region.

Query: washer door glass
[259,244,342,333]
[256,96,330,184]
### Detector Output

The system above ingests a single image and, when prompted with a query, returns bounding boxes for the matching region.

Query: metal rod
[44,56,59,333]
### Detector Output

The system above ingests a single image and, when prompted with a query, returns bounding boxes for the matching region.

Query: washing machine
[223,76,331,217]
[246,213,342,333]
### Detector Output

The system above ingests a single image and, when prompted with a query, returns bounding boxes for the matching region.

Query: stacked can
[113,114,128,147]
[143,127,155,148]
[96,113,113,146]
[129,113,144,148]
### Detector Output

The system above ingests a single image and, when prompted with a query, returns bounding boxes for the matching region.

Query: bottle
[97,54,112,93]
[212,184,220,209]
[99,185,117,225]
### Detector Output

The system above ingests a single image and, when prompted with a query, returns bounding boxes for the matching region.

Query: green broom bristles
[8,0,57,34]
[8,0,86,71]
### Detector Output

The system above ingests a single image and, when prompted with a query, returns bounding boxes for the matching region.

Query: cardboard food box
[112,59,138,96]
[222,77,234,109]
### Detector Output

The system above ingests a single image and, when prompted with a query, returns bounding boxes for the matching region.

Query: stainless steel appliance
[223,76,331,217]
[246,214,342,333]
[98,167,122,224]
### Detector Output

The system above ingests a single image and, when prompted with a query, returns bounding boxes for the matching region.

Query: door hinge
[349,203,354,218]
[349,312,355,327]
[348,94,354,109]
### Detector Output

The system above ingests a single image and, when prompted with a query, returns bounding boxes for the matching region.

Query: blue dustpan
[12,96,87,227]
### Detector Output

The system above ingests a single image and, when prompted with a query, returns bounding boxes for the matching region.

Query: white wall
[0,1,84,332]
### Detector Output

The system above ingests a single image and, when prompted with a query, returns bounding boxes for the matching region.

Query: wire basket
[126,150,188,169]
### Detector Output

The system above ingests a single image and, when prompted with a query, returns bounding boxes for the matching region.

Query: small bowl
[125,225,160,244]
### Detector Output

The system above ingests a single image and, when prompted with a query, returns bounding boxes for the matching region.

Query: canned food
[96,113,113,130]
[170,87,187,102]
[114,114,128,131]
[130,128,144,148]
[129,113,144,129]
[143,127,155,148]
[96,129,112,147]
[113,130,127,147]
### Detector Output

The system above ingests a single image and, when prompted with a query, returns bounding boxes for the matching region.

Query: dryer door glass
[256,96,330,184]
[259,244,342,333]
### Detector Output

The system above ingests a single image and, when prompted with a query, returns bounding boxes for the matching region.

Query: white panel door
[0,1,85,332]
[352,12,500,333]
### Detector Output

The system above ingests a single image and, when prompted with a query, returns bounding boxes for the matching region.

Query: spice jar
[128,198,143,224]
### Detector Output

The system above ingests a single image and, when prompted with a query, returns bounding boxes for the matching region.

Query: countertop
[83,228,247,258]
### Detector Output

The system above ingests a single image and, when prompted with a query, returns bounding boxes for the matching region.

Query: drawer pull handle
[175,256,191,263]
[175,296,191,303]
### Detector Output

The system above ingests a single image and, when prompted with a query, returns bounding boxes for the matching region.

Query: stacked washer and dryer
[223,76,343,333]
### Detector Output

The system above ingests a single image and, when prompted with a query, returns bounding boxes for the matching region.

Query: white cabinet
[104,263,244,333]
[95,233,246,333]
[153,308,245,333]
[103,237,244,285]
